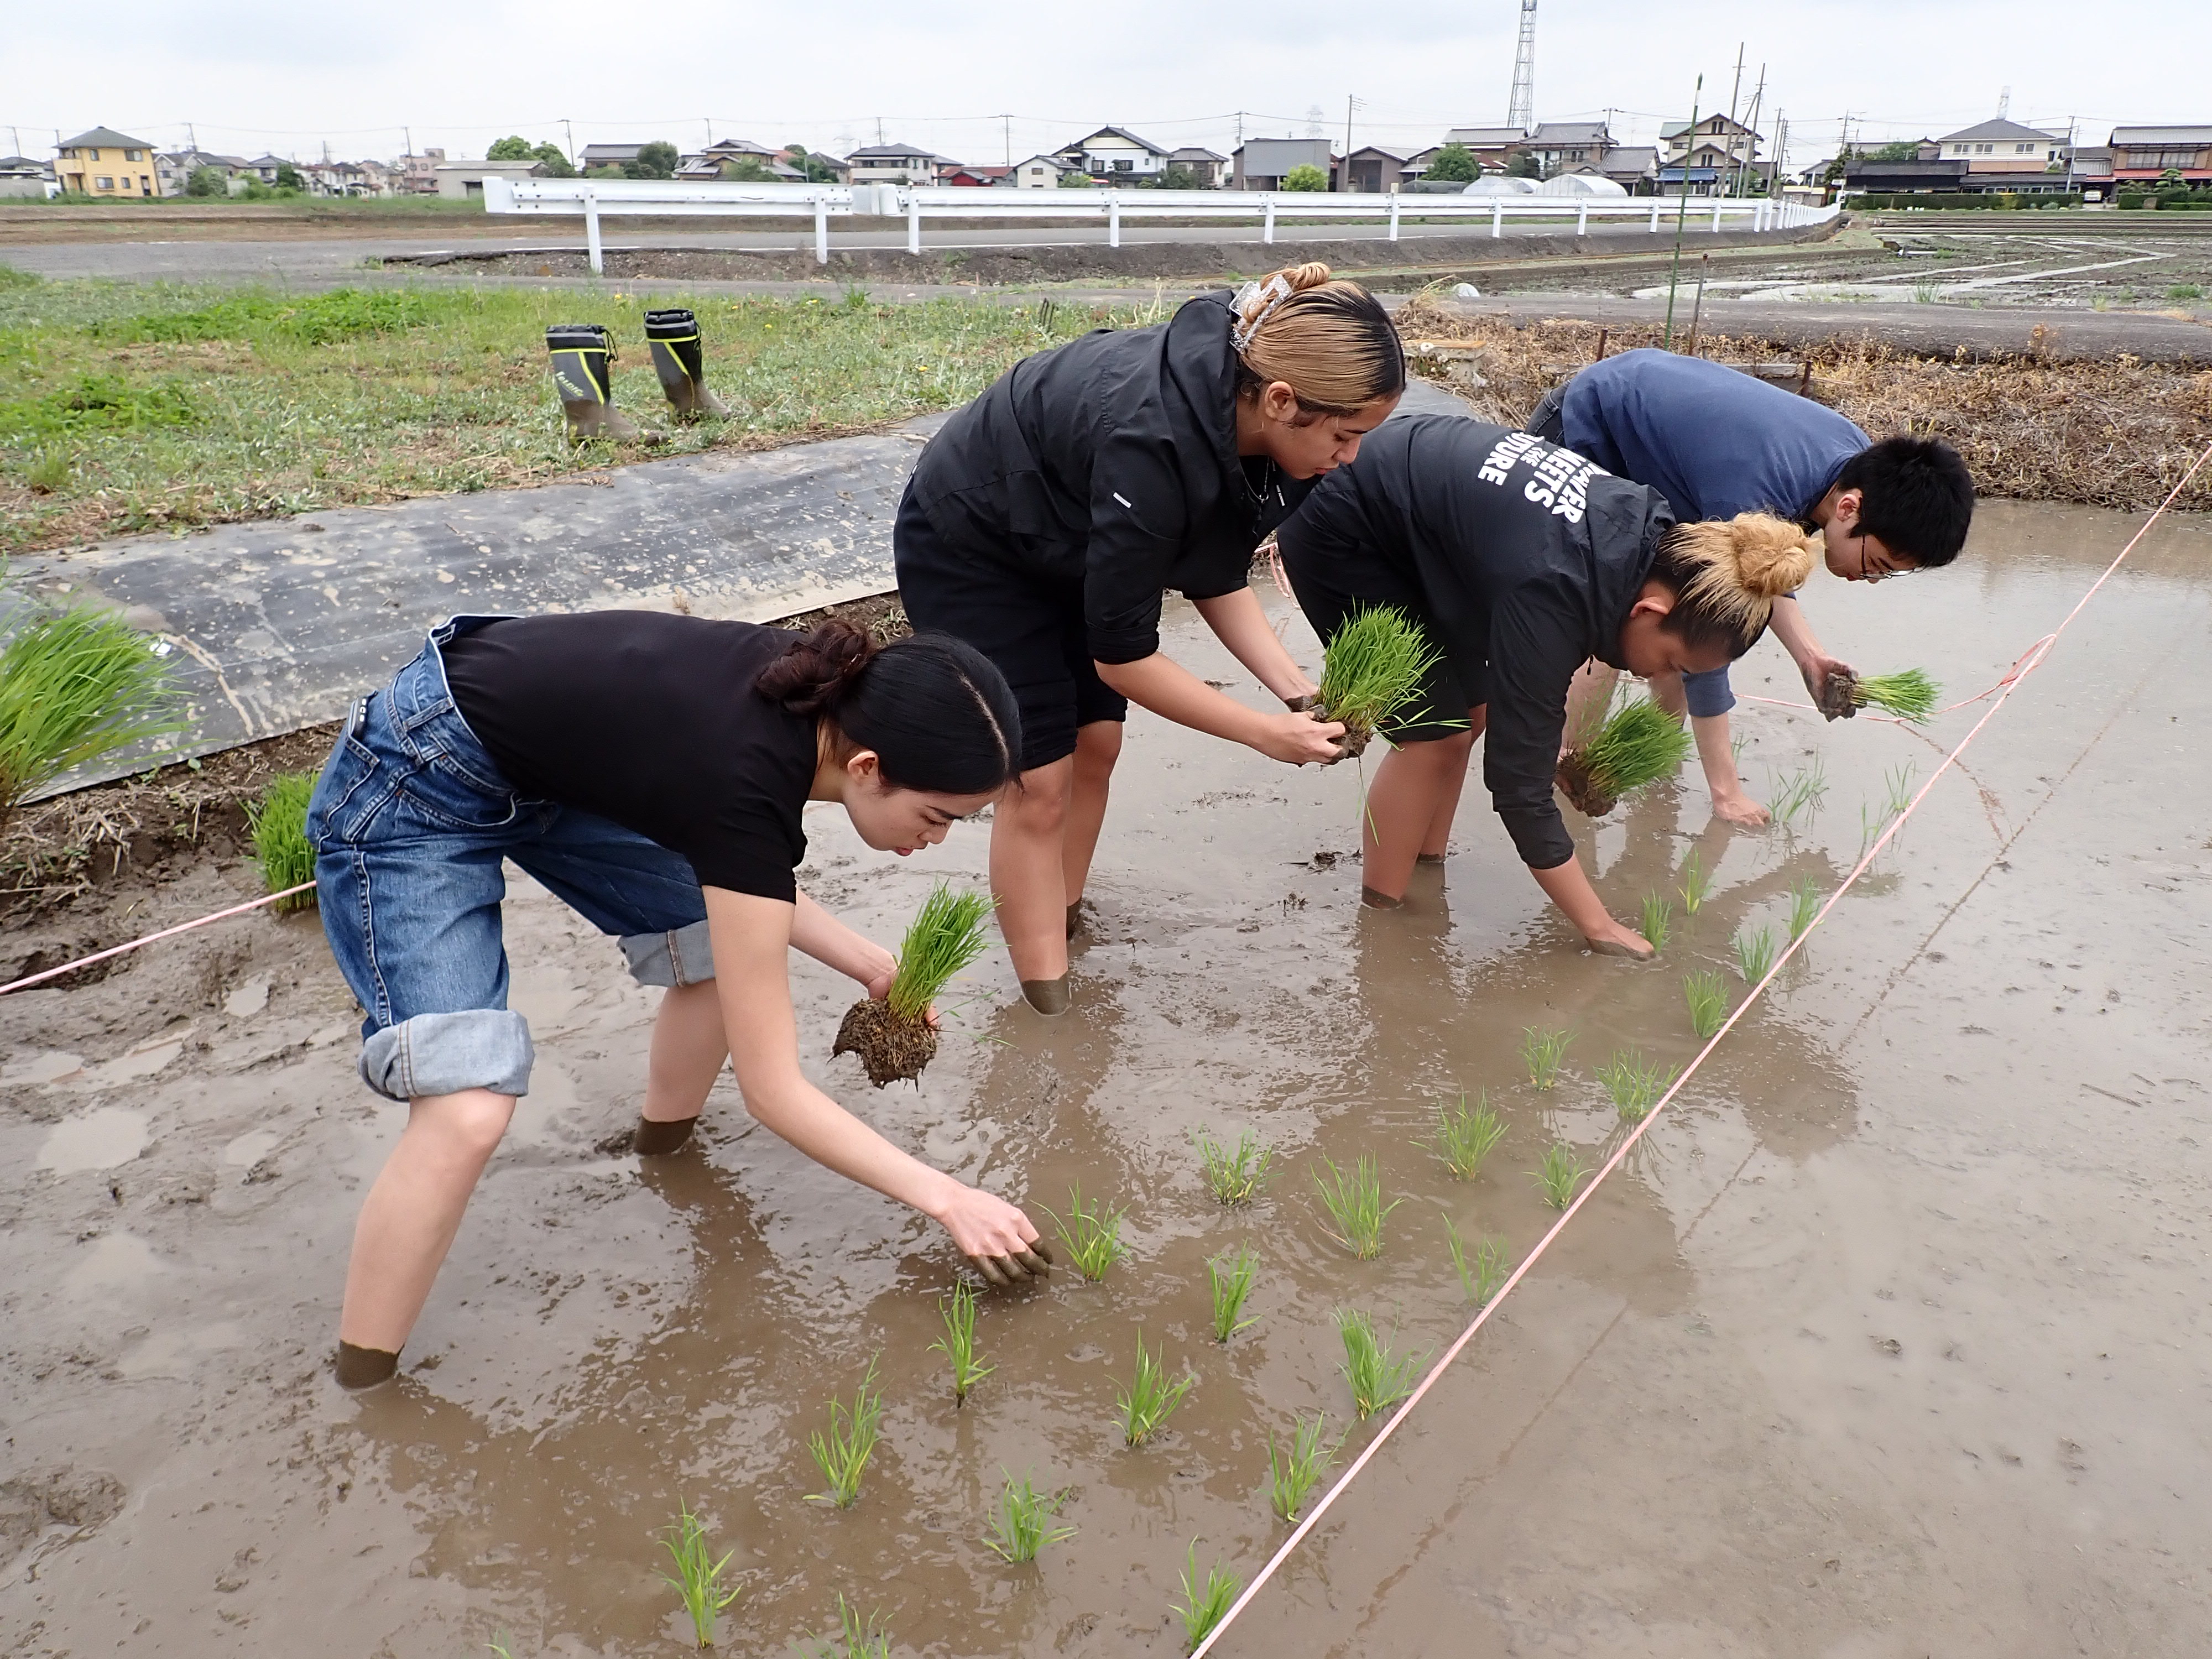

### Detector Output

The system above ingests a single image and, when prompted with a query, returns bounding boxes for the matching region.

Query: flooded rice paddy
[3,500,2210,1656]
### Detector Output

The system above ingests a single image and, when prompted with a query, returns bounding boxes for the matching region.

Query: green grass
[0,279,1103,554]
[658,1500,740,1650]
[982,1470,1076,1564]
[1446,1217,1510,1305]
[1428,1089,1504,1180]
[1207,1245,1259,1343]
[886,883,994,1021]
[1174,1543,1241,1652]
[1733,924,1778,985]
[1521,1025,1572,1090]
[1567,695,1694,800]
[1316,604,1443,749]
[1677,849,1710,916]
[1640,891,1673,951]
[1684,970,1729,1040]
[2171,283,2206,301]
[806,1356,884,1509]
[1046,1185,1129,1281]
[804,1594,891,1658]
[0,596,181,833]
[1313,1152,1401,1259]
[1194,1127,1272,1205]
[1117,1332,1194,1447]
[1853,668,1940,722]
[245,770,320,914]
[1336,1308,1424,1421]
[1594,1051,1676,1122]
[928,1281,993,1406]
[1531,1142,1588,1209]
[1267,1412,1343,1522]
[1788,876,1821,942]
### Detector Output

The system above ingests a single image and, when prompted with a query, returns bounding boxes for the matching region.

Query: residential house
[392,150,445,195]
[1660,113,1759,167]
[2107,125,2212,186]
[1342,146,1413,194]
[55,127,163,197]
[2068,145,2114,200]
[1007,152,1078,189]
[677,138,800,181]
[782,148,850,184]
[1233,138,1337,191]
[1168,146,1227,187]
[938,164,1008,187]
[435,158,547,199]
[154,149,248,195]
[1055,126,1172,182]
[241,154,294,186]
[1523,121,1613,174]
[845,142,947,185]
[580,142,649,173]
[1597,146,1658,193]
[1932,118,2065,177]
[1435,126,1531,172]
[1840,156,1969,196]
[0,156,51,198]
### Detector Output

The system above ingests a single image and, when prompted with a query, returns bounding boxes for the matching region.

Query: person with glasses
[1526,348,1975,825]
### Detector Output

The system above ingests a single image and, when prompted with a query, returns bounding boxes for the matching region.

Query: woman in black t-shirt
[898,262,1405,1013]
[306,613,1047,1391]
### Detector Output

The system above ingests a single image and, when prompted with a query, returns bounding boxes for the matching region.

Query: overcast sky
[8,0,2200,170]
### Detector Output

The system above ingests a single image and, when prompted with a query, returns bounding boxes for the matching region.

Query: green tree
[1505,150,1543,179]
[725,155,774,182]
[273,162,305,191]
[1154,164,1202,190]
[1872,140,1920,161]
[785,145,842,183]
[1282,163,1328,192]
[1057,168,1098,187]
[1424,142,1478,184]
[625,141,679,180]
[184,165,228,197]
[530,142,575,178]
[486,135,534,160]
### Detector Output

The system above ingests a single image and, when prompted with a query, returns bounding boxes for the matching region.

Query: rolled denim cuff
[358,1010,534,1102]
[1682,665,1736,719]
[621,919,716,988]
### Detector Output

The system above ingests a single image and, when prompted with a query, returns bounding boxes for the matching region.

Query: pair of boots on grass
[546,307,729,444]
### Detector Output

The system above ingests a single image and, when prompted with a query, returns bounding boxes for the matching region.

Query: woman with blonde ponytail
[1275,415,1815,954]
[897,262,1405,1012]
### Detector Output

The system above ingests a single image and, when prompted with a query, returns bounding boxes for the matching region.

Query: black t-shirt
[441,612,816,900]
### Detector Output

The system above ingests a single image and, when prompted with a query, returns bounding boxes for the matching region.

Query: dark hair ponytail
[757,619,1022,794]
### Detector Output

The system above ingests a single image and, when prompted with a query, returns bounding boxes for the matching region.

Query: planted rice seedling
[804,1594,890,1659]
[1884,761,1917,818]
[982,1470,1076,1564]
[1677,850,1711,916]
[1853,668,1941,722]
[1768,757,1829,828]
[659,1500,740,1649]
[1117,1332,1194,1446]
[1531,1142,1588,1210]
[1640,891,1673,951]
[928,1281,993,1406]
[0,596,180,835]
[1266,1411,1343,1522]
[1174,1543,1242,1652]
[1313,1152,1401,1258]
[1595,1050,1676,1122]
[1046,1185,1129,1281]
[1557,694,1693,816]
[806,1355,884,1509]
[1521,1025,1572,1090]
[246,770,320,914]
[1428,1089,1504,1180]
[1684,970,1729,1040]
[1207,1245,1259,1343]
[1444,1216,1510,1305]
[1788,876,1821,942]
[1194,1127,1273,1205]
[1317,605,1443,757]
[1336,1308,1424,1421]
[1734,924,1778,985]
[833,882,993,1086]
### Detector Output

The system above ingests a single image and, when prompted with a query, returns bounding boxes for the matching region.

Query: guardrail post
[907,189,921,255]
[1108,190,1121,248]
[1649,199,1661,231]
[814,195,830,264]
[1709,196,1723,232]
[583,187,602,275]
[1388,193,1401,242]
[1575,201,1588,236]
[1263,197,1275,244]
[1491,201,1503,238]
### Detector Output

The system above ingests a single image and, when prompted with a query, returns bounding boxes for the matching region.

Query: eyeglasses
[1857,537,1920,582]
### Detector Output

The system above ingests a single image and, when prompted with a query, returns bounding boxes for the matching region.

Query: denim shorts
[307,616,717,1103]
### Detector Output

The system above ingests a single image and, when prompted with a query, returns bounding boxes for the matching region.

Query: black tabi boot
[644,308,732,421]
[546,323,661,445]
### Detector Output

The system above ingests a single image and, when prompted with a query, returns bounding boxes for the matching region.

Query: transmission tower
[1507,0,1537,131]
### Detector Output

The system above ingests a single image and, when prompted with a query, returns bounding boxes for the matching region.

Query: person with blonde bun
[1275,415,1815,954]
[897,262,1405,1012]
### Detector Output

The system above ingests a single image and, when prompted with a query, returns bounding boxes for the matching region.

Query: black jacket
[906,291,1312,664]
[1279,414,1676,869]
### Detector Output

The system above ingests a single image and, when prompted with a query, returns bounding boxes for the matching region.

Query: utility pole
[1343,95,1364,192]
[706,117,713,145]
[876,117,885,145]
[1720,41,1745,196]
[1736,65,1765,197]
[1003,114,1011,168]
[562,120,572,164]
[1664,73,1704,348]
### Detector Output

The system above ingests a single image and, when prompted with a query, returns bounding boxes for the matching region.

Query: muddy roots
[833,999,939,1087]
[1326,708,1374,760]
[1555,752,1619,818]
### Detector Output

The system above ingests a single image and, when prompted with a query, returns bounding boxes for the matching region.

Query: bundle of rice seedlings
[833,883,993,1086]
[0,597,180,836]
[1849,667,1941,723]
[1317,606,1442,758]
[1556,695,1693,817]
[246,770,320,914]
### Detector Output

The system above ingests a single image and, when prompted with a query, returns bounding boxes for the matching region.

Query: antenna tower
[1507,0,1537,131]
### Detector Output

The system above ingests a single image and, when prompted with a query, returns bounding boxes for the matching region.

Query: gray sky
[8,0,2200,171]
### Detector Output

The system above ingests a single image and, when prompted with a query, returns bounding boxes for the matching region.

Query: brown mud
[1553,752,1617,818]
[832,999,940,1089]
[4,502,2212,1655]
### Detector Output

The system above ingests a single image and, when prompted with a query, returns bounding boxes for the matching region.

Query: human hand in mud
[1255,708,1348,766]
[1712,790,1772,828]
[1806,656,1859,720]
[1584,916,1657,959]
[934,1187,1055,1285]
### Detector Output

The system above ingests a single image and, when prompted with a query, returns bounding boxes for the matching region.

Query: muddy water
[4,500,2211,1656]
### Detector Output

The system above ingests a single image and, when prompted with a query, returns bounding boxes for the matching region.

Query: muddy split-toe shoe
[1065,900,1085,940]
[632,1115,700,1156]
[334,1342,400,1392]
[1415,852,1447,865]
[1360,885,1406,910]
[1020,975,1071,1016]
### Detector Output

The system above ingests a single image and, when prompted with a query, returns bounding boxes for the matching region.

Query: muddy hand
[1815,664,1860,721]
[940,1187,1051,1285]
[1256,708,1347,766]
[1585,919,1656,960]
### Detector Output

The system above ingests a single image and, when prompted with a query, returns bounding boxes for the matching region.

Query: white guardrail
[483,176,1839,273]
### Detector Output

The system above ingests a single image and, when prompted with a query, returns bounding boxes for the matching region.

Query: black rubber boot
[546,324,661,445]
[1020,975,1071,1015]
[633,1115,700,1156]
[644,308,731,421]
[334,1341,400,1391]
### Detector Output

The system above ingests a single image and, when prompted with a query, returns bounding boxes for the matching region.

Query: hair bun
[1727,514,1819,598]
[1278,261,1333,292]
[757,617,878,715]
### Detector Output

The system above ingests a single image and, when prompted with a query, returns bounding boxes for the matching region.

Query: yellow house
[56,127,164,197]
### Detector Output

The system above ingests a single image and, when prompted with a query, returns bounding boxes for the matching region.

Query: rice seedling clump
[1428,1089,1504,1180]
[1684,970,1729,1039]
[1046,1185,1129,1281]
[1446,1218,1510,1305]
[1788,877,1821,942]
[928,1281,993,1405]
[1207,1245,1259,1343]
[1117,1333,1193,1446]
[1317,604,1442,757]
[1521,1025,1572,1090]
[659,1500,740,1649]
[1175,1543,1241,1652]
[1851,667,1940,722]
[1595,1051,1677,1121]
[805,1594,891,1659]
[1640,891,1673,951]
[1194,1127,1272,1205]
[1734,924,1778,985]
[247,770,320,914]
[807,1356,885,1508]
[1336,1308,1424,1420]
[983,1471,1076,1564]
[0,596,180,834]
[1267,1412,1343,1522]
[1313,1152,1401,1258]
[1531,1142,1587,1209]
[832,882,993,1086]
[1677,849,1710,916]
[1556,695,1692,817]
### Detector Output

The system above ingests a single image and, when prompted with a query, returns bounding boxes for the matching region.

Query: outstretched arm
[1768,595,1854,708]
[1095,650,1344,764]
[1192,586,1317,705]
[791,891,896,999]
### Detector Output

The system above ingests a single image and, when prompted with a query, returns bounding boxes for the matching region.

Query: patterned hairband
[1230,274,1294,353]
